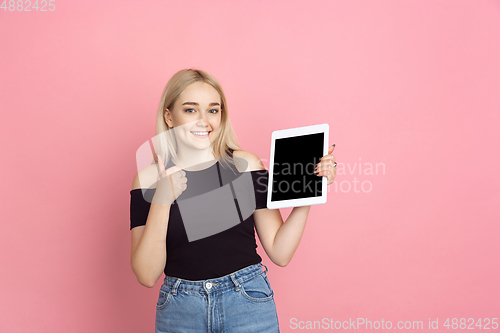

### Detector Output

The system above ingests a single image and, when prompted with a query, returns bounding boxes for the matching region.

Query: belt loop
[230,273,241,291]
[260,262,268,273]
[171,278,181,296]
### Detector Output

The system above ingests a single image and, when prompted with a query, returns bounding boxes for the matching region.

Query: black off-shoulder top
[129,148,269,280]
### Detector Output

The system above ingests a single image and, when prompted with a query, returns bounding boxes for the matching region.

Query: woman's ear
[164,108,172,127]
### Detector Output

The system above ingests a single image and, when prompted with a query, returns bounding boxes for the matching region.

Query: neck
[173,146,217,171]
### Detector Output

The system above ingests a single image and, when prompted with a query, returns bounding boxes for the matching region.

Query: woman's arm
[238,146,336,267]
[254,205,310,267]
[130,168,170,288]
[131,202,170,288]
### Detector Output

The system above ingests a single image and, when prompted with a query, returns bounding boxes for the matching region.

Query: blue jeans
[155,263,280,333]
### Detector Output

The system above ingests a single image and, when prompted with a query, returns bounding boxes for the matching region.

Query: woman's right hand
[152,155,187,205]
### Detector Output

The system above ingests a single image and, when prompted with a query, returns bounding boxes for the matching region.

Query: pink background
[1,0,499,332]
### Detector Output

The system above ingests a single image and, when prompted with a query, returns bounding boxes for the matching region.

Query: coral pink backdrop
[1,1,499,332]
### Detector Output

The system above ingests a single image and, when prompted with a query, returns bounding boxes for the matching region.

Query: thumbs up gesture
[152,155,188,205]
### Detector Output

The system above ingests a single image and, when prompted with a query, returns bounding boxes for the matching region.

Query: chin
[190,140,212,150]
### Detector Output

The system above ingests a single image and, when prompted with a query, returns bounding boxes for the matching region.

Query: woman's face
[164,81,222,153]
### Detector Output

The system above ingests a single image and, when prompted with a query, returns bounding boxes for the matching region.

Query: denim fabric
[155,263,280,333]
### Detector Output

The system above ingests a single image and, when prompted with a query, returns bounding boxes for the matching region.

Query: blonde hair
[152,69,242,172]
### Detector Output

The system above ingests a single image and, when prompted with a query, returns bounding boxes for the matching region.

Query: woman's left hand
[314,144,337,185]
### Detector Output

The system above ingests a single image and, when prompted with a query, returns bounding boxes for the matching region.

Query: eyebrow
[182,102,220,106]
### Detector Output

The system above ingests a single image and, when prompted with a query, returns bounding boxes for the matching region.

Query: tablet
[267,123,329,209]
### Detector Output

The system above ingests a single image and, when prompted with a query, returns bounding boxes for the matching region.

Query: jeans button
[206,282,212,289]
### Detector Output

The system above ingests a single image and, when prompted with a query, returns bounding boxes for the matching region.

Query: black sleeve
[251,169,269,210]
[130,189,152,230]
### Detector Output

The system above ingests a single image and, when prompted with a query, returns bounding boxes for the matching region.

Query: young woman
[130,69,337,332]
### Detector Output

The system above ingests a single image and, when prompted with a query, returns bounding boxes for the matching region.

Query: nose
[196,114,210,128]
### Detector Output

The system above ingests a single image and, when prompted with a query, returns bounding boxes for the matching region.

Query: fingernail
[332,144,336,148]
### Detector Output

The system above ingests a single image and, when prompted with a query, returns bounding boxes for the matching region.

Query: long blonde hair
[152,69,242,172]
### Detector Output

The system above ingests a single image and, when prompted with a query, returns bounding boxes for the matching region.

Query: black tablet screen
[271,133,324,201]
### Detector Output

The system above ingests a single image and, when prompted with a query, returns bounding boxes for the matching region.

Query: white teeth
[191,131,209,136]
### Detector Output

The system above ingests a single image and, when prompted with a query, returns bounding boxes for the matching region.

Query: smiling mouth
[191,131,211,138]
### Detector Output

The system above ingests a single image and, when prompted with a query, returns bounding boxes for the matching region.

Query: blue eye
[185,108,219,114]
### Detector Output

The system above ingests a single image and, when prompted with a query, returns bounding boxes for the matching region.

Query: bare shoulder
[131,164,159,190]
[232,150,266,172]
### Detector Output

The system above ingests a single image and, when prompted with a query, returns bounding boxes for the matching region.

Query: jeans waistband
[162,263,268,294]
